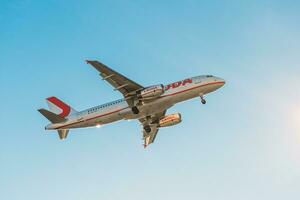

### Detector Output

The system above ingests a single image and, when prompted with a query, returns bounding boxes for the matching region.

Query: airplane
[38,60,225,148]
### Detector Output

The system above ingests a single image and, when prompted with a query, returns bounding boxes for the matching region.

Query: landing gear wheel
[200,95,206,104]
[144,125,151,133]
[132,106,139,114]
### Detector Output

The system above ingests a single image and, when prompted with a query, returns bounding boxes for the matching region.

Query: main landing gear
[132,106,139,114]
[200,95,206,104]
[144,125,151,133]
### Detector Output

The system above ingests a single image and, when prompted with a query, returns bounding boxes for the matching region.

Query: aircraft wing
[86,60,144,98]
[143,126,159,148]
[139,110,167,148]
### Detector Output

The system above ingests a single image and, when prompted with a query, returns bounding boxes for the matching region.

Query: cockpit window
[206,75,213,77]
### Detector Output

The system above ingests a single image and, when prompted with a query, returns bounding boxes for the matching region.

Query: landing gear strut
[144,125,151,133]
[132,106,139,114]
[200,95,206,104]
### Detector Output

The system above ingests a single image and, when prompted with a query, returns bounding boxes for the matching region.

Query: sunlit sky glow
[1,1,300,200]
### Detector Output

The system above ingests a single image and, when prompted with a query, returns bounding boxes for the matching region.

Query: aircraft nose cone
[219,78,226,85]
[213,77,225,90]
[215,77,225,85]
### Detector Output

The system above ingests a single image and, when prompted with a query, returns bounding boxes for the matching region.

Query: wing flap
[143,126,159,148]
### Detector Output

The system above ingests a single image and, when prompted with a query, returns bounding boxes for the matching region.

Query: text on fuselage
[165,78,192,91]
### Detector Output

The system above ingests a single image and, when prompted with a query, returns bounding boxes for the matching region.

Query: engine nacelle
[139,84,164,99]
[159,113,182,128]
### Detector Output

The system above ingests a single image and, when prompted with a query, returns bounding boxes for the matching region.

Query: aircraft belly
[144,98,172,114]
[202,83,221,94]
[124,97,173,119]
[64,110,124,129]
[171,88,199,104]
[100,112,123,124]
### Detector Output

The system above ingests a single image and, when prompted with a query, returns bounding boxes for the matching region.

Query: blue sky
[1,0,300,199]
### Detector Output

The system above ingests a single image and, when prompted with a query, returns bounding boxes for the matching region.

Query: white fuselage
[46,75,225,130]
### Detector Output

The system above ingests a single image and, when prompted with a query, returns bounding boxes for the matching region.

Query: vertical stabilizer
[46,97,77,118]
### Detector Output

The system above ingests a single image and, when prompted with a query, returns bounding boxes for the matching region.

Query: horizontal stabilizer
[58,129,69,140]
[38,109,66,123]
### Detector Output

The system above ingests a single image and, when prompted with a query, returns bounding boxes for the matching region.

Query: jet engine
[139,84,164,100]
[158,113,182,128]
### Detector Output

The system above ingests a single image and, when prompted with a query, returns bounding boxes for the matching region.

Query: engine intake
[159,113,182,128]
[139,84,164,100]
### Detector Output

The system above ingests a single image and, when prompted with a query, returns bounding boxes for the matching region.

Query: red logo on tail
[47,97,71,117]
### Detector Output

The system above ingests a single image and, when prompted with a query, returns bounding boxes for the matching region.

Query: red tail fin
[46,97,77,117]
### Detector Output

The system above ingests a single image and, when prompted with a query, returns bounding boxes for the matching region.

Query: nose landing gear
[200,94,206,104]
